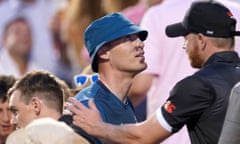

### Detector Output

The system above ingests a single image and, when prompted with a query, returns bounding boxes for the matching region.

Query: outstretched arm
[66,98,172,144]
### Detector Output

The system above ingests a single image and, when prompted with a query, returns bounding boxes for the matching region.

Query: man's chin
[0,131,12,137]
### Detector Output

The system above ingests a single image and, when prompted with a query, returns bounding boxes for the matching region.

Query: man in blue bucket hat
[73,12,148,144]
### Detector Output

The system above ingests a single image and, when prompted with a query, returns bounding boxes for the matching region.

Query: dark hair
[0,75,16,103]
[3,16,30,38]
[8,70,65,113]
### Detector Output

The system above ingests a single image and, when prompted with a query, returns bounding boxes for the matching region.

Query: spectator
[0,75,16,144]
[7,70,65,128]
[6,70,94,143]
[61,0,105,75]
[0,16,40,77]
[67,1,240,144]
[49,8,73,87]
[73,12,147,143]
[0,0,57,72]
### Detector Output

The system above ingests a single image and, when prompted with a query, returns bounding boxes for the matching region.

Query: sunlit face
[8,90,36,129]
[184,34,204,68]
[0,100,15,137]
[4,20,32,58]
[103,34,147,74]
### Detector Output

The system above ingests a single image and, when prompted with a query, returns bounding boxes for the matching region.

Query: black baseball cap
[165,1,240,38]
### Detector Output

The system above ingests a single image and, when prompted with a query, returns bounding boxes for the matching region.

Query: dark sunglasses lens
[91,74,99,82]
[76,76,87,86]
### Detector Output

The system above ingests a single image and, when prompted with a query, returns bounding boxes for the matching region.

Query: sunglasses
[74,73,99,87]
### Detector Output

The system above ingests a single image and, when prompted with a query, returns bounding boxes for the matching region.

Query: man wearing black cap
[67,1,240,144]
[71,12,148,143]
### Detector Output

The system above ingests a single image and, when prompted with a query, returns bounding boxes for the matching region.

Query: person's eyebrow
[9,106,18,112]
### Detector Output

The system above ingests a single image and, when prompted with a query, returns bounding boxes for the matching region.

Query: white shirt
[0,48,41,77]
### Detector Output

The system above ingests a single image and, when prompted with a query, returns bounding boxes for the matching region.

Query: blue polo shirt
[75,80,137,143]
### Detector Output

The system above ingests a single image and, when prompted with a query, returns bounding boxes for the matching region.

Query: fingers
[65,98,81,115]
[65,97,104,135]
[67,97,88,112]
[89,99,98,111]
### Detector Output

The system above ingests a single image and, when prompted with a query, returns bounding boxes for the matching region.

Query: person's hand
[66,97,104,136]
[63,102,73,115]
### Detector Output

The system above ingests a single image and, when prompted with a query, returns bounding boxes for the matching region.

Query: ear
[197,33,207,51]
[97,47,110,60]
[30,97,41,116]
[99,52,109,59]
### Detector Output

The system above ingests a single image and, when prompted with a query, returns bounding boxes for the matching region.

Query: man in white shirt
[0,0,57,72]
[0,16,40,77]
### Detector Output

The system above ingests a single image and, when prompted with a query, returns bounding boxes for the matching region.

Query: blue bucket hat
[84,12,148,72]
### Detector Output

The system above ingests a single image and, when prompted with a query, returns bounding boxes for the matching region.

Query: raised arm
[67,98,172,144]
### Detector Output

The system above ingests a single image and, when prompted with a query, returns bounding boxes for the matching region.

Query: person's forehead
[0,100,8,109]
[8,21,30,33]
[9,90,23,107]
[0,100,7,105]
[185,33,196,39]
